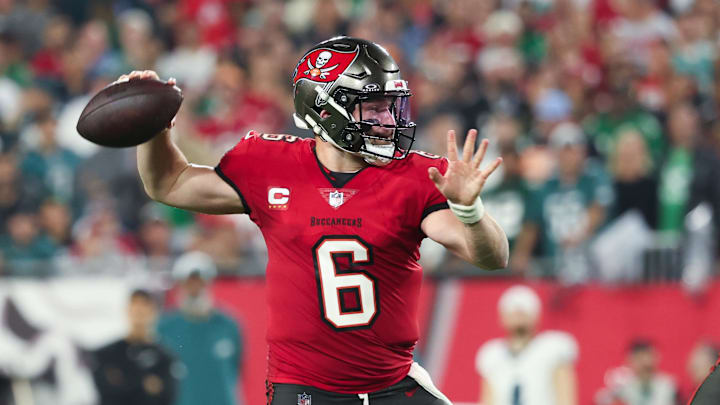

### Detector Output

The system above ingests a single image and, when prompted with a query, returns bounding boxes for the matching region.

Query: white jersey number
[312,236,377,330]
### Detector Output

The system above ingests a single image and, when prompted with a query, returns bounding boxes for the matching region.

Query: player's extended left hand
[428,129,503,206]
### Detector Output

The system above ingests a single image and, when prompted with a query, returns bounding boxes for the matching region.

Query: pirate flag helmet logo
[292,47,359,85]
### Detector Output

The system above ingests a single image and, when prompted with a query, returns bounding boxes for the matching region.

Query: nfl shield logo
[297,392,311,405]
[317,188,358,210]
[328,191,344,208]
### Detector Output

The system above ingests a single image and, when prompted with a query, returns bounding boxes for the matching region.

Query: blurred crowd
[0,0,719,283]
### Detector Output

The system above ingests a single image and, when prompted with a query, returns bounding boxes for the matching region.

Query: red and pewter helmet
[292,36,416,165]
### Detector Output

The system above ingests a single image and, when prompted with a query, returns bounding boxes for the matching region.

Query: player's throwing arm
[106,71,247,214]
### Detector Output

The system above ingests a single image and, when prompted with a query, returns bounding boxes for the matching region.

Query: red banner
[212,279,720,405]
[440,280,720,405]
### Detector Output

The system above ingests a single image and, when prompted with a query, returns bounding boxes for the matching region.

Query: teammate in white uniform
[475,286,578,405]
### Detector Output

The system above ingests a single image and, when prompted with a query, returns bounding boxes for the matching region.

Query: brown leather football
[76,79,183,147]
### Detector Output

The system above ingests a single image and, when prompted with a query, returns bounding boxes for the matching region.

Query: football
[76,78,183,147]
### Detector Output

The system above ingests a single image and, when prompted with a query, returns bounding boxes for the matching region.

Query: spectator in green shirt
[19,111,82,211]
[0,32,33,88]
[513,123,613,279]
[673,12,717,97]
[583,67,665,167]
[658,103,720,243]
[484,140,531,250]
[658,103,696,235]
[157,251,244,405]
[0,210,57,275]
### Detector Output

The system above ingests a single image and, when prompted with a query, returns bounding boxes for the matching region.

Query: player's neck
[315,138,368,173]
[126,328,152,343]
[507,334,533,354]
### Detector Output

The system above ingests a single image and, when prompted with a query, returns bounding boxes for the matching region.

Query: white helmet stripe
[314,85,351,120]
[293,113,309,129]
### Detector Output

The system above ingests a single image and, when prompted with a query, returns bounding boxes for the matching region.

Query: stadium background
[1,0,720,404]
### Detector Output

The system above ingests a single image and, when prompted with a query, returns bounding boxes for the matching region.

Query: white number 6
[312,236,378,330]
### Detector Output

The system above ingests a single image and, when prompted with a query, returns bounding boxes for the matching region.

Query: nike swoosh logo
[405,387,419,397]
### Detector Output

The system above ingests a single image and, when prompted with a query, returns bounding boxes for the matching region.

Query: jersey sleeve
[475,345,486,376]
[420,155,449,221]
[214,131,264,222]
[540,331,579,367]
[475,339,501,377]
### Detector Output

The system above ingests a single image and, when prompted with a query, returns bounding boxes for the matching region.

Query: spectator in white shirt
[596,339,677,405]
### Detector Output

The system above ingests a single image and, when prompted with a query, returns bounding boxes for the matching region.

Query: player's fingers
[144,70,159,80]
[428,167,445,187]
[446,130,459,161]
[462,129,477,163]
[472,139,489,170]
[480,157,503,179]
[167,77,177,86]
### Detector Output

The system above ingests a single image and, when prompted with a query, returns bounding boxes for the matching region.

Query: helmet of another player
[292,36,416,165]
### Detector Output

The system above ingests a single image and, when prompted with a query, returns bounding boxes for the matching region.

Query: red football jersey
[215,131,448,393]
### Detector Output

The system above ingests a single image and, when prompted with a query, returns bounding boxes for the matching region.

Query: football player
[124,37,509,404]
[475,286,578,405]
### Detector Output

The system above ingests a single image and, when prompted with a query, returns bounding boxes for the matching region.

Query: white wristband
[447,196,485,224]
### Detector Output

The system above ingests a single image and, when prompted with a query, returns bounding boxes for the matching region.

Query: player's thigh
[266,381,448,405]
[370,387,449,405]
[267,382,357,405]
[689,360,720,405]
[370,379,450,405]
